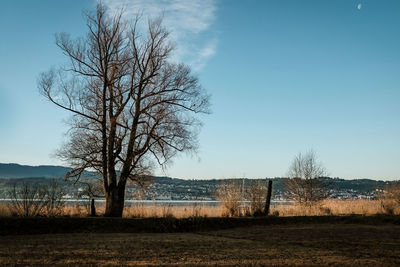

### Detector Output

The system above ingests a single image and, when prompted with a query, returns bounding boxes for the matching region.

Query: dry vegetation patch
[1,198,399,219]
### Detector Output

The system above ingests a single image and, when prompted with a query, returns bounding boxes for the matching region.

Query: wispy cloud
[102,0,218,71]
[189,39,218,71]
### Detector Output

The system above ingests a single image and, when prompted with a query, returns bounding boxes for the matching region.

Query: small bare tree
[380,182,400,215]
[284,151,330,205]
[8,183,47,217]
[247,180,267,216]
[215,180,243,217]
[43,179,66,217]
[7,179,65,217]
[38,4,210,217]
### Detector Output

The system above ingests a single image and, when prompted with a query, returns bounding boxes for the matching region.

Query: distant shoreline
[0,199,292,205]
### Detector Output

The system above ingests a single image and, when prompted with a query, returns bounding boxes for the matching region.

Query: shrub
[380,182,400,215]
[7,183,48,216]
[247,180,267,216]
[215,180,243,217]
[43,179,65,216]
[7,179,65,217]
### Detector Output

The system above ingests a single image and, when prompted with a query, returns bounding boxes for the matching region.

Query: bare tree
[38,4,210,217]
[7,179,65,217]
[246,180,267,216]
[215,180,243,217]
[43,179,66,217]
[380,182,400,215]
[284,151,331,205]
[8,183,47,217]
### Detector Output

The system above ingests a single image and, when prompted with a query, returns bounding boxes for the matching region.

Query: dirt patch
[0,223,399,266]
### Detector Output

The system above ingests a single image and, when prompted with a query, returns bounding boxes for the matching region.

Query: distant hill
[0,163,91,179]
[0,163,398,200]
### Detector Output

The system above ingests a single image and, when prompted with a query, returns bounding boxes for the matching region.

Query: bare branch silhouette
[38,4,210,217]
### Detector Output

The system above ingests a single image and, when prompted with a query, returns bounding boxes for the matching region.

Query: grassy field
[1,222,399,266]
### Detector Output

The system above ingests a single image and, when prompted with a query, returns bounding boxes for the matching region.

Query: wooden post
[91,198,96,217]
[264,180,273,215]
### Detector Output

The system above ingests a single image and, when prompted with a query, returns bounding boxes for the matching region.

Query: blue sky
[0,0,399,180]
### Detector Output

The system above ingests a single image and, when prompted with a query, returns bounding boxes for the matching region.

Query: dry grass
[122,199,397,218]
[1,223,399,266]
[0,203,11,217]
[53,202,224,218]
[321,199,391,215]
[271,199,395,216]
[0,199,398,218]
[124,203,223,218]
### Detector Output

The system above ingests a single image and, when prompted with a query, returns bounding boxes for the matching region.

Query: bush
[215,181,243,217]
[7,179,65,217]
[247,180,267,216]
[43,179,66,216]
[380,182,400,215]
[7,183,47,216]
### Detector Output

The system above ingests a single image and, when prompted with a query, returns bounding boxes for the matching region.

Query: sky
[0,0,399,180]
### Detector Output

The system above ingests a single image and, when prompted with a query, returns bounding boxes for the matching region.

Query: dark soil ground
[1,216,399,266]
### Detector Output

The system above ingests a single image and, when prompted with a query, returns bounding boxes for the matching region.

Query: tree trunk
[104,185,125,217]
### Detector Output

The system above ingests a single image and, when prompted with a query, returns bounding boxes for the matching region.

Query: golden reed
[0,199,397,217]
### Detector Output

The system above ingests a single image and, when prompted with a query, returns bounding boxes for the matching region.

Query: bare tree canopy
[38,4,210,217]
[284,151,331,205]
